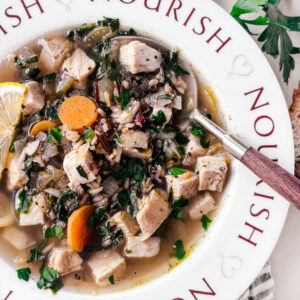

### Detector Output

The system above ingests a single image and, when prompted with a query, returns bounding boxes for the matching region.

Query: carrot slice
[58,96,98,130]
[30,120,57,136]
[67,205,96,252]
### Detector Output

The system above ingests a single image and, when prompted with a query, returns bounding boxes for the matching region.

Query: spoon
[113,36,300,209]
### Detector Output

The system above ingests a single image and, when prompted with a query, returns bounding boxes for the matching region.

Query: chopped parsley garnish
[37,262,63,294]
[84,128,95,140]
[162,50,190,76]
[27,248,45,263]
[17,189,32,214]
[43,72,57,82]
[67,23,96,41]
[176,210,185,219]
[125,249,132,254]
[86,214,95,227]
[154,110,166,125]
[175,132,189,145]
[191,127,203,136]
[17,267,31,281]
[45,225,64,239]
[117,189,139,217]
[49,128,62,143]
[25,55,39,65]
[173,240,186,260]
[98,17,120,32]
[108,275,115,285]
[115,90,130,109]
[201,214,212,231]
[171,196,189,209]
[76,165,88,179]
[169,167,184,176]
[115,133,122,144]
[176,146,186,155]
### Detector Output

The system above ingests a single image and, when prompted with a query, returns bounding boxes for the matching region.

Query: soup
[0,18,229,294]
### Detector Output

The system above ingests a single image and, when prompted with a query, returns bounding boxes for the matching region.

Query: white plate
[0,0,293,299]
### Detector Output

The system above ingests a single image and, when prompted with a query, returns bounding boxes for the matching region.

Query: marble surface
[214,1,300,299]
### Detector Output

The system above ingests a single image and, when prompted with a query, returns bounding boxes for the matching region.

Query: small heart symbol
[55,0,73,11]
[219,253,243,279]
[228,55,253,77]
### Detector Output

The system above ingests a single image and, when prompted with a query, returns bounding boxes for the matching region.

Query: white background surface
[214,1,300,299]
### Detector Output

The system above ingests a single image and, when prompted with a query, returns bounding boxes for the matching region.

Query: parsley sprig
[231,0,300,83]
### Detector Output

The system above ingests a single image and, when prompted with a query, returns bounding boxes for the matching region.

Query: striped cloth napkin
[238,263,274,300]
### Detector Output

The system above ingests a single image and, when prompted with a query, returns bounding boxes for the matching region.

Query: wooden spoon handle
[241,147,300,209]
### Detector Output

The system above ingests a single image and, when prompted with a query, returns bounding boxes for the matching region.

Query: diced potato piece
[2,226,36,250]
[196,156,228,192]
[23,81,45,116]
[87,250,126,287]
[111,211,140,238]
[39,38,72,73]
[166,171,198,199]
[63,143,97,188]
[125,236,160,258]
[120,41,162,74]
[137,189,170,240]
[187,192,216,220]
[48,246,83,275]
[118,130,149,149]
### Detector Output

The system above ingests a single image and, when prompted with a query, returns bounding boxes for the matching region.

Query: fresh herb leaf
[176,146,186,155]
[154,110,166,125]
[108,275,115,285]
[49,128,62,143]
[171,196,189,209]
[84,128,95,140]
[45,225,64,239]
[115,90,130,109]
[23,67,41,80]
[125,249,132,254]
[175,132,189,145]
[67,23,96,41]
[23,157,44,179]
[162,51,189,75]
[201,214,212,231]
[76,165,88,179]
[200,135,210,149]
[37,262,63,294]
[191,127,203,136]
[45,98,64,120]
[176,210,185,219]
[43,72,57,82]
[17,189,32,214]
[169,167,184,176]
[173,240,186,260]
[117,190,130,207]
[27,248,45,263]
[86,214,95,227]
[17,268,31,281]
[99,17,120,32]
[163,124,180,133]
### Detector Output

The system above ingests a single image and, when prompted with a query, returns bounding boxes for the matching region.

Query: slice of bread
[289,82,300,177]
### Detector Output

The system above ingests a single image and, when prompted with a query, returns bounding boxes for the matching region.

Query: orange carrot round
[67,205,95,252]
[58,96,98,130]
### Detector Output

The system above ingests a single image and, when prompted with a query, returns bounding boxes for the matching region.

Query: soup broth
[0,18,230,294]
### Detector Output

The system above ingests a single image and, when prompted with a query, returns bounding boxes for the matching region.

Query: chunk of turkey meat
[125,236,160,258]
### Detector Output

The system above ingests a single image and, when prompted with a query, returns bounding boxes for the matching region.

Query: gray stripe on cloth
[238,262,274,300]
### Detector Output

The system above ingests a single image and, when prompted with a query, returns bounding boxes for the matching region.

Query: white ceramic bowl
[0,0,293,299]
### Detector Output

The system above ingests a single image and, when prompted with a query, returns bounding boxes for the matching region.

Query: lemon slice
[0,82,27,179]
[0,191,14,227]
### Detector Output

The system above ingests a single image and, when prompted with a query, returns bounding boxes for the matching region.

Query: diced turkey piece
[187,192,216,220]
[122,148,152,160]
[196,156,227,192]
[118,130,149,149]
[166,171,198,200]
[87,250,126,287]
[62,48,96,83]
[125,236,160,258]
[112,100,141,124]
[119,41,162,74]
[23,81,45,116]
[19,193,46,226]
[39,38,72,73]
[63,143,97,188]
[183,135,207,166]
[7,157,26,191]
[137,189,171,240]
[2,226,36,250]
[48,246,83,275]
[111,211,140,238]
